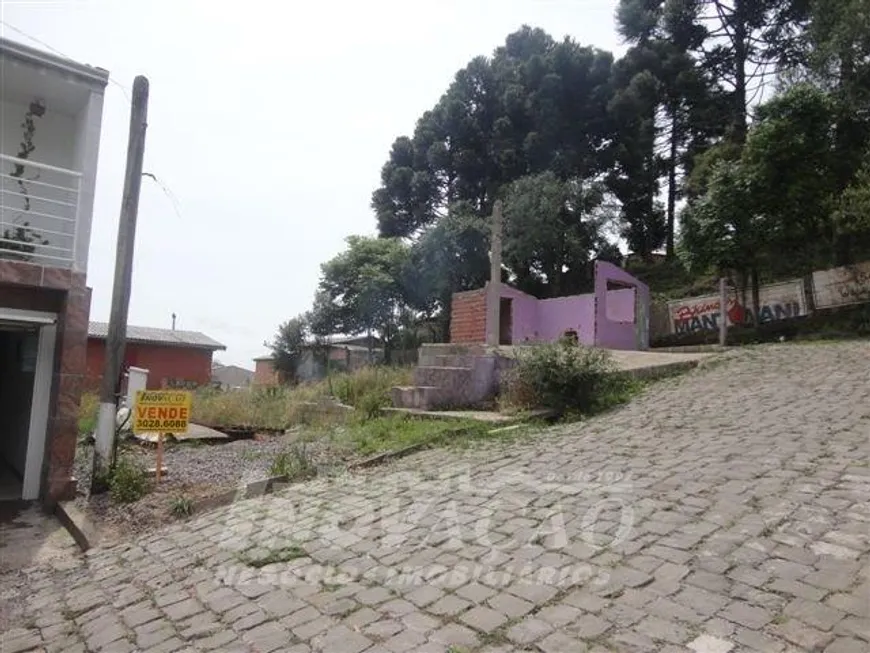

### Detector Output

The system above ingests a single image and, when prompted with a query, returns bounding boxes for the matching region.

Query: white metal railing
[0,153,82,269]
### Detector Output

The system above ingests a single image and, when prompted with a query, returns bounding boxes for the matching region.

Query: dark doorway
[499,298,513,345]
[0,327,37,501]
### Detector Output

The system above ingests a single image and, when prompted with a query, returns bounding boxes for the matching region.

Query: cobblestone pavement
[2,342,869,653]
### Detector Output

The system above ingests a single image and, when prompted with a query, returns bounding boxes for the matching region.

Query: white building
[0,37,108,502]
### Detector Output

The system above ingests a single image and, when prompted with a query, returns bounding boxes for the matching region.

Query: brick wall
[86,340,215,390]
[450,289,487,344]
[253,358,281,386]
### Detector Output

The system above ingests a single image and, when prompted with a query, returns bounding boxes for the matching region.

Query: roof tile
[88,322,226,350]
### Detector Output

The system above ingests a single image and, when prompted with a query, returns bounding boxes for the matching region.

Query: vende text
[136,406,189,420]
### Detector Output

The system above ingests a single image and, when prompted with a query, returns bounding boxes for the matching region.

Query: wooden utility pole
[92,76,150,490]
[719,277,728,347]
[485,200,503,347]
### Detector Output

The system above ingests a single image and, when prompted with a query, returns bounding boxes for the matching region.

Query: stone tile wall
[0,258,90,504]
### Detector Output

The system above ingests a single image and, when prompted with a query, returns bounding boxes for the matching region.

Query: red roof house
[86,322,226,390]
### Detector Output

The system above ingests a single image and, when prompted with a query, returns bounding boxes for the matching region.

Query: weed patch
[335,415,496,456]
[108,457,149,504]
[78,392,98,437]
[270,444,317,481]
[191,366,413,430]
[170,494,194,518]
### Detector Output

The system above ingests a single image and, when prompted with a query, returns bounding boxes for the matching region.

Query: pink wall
[606,287,636,322]
[537,295,596,345]
[490,284,596,345]
[461,262,650,350]
[594,261,650,350]
[502,285,539,343]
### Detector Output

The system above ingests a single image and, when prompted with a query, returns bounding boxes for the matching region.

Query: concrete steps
[392,344,499,411]
[390,386,443,411]
[418,353,476,368]
[390,366,475,411]
[392,343,713,412]
[414,365,472,389]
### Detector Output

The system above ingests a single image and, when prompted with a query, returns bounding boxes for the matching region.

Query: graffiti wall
[667,280,807,334]
[812,261,870,310]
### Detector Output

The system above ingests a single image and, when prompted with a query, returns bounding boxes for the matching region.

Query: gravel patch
[71,428,359,543]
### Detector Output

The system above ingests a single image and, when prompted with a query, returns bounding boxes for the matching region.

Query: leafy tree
[682,82,843,313]
[307,290,337,338]
[314,236,412,361]
[740,83,838,272]
[608,52,665,258]
[371,135,441,238]
[502,172,620,296]
[266,315,309,384]
[833,156,870,257]
[370,25,623,327]
[407,204,490,336]
[797,0,870,263]
[680,158,765,316]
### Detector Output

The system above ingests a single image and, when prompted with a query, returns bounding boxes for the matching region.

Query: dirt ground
[71,428,357,544]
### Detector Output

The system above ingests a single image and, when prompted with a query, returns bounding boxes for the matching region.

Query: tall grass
[78,366,413,434]
[339,415,490,456]
[78,392,99,436]
[191,366,413,430]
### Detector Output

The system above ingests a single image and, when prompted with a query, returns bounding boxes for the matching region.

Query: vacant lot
[3,342,868,652]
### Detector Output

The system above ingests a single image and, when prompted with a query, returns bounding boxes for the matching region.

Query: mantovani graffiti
[673,300,803,334]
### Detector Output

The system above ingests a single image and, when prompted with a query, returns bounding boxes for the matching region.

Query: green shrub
[356,390,386,420]
[108,457,149,504]
[504,342,636,414]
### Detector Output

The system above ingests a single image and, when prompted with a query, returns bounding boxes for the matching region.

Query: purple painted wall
[606,287,636,322]
[498,285,539,342]
[461,262,650,350]
[537,295,596,345]
[594,261,650,350]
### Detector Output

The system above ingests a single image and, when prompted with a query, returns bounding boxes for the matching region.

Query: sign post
[132,390,191,482]
[719,277,727,347]
[486,200,504,347]
[156,434,164,483]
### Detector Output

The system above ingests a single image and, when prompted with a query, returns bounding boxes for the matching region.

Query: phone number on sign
[136,419,187,430]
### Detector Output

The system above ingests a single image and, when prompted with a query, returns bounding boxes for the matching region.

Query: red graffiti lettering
[674,298,739,321]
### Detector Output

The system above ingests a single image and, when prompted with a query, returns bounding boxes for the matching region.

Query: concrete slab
[382,408,515,423]
[605,348,714,371]
[382,407,556,424]
[0,501,81,573]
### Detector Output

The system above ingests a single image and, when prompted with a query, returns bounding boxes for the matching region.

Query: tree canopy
[266,315,309,384]
[266,4,870,363]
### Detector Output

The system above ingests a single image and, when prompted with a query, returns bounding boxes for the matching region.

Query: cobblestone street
[2,342,869,653]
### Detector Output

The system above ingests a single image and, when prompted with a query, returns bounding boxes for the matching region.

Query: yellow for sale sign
[133,390,191,434]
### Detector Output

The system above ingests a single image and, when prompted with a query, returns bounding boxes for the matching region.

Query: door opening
[0,326,38,501]
[0,310,56,502]
[499,298,513,345]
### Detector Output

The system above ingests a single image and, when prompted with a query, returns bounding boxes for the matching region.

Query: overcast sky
[1,0,624,367]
